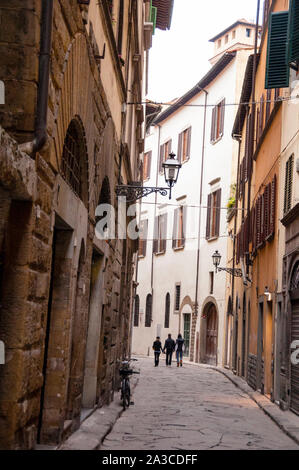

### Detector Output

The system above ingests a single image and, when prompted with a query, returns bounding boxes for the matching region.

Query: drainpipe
[19,0,54,156]
[150,124,161,298]
[193,86,208,363]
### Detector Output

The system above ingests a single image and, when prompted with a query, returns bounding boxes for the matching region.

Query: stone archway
[289,259,299,415]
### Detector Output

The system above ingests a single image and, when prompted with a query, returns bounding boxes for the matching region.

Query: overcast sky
[148,0,261,102]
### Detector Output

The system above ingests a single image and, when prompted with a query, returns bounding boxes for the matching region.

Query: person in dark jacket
[152,336,163,366]
[175,333,185,367]
[163,334,175,366]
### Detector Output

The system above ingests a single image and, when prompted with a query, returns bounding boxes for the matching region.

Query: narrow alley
[100,357,299,451]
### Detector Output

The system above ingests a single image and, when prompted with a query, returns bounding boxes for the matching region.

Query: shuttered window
[210,99,225,143]
[138,219,148,257]
[175,285,181,311]
[153,213,167,254]
[159,140,172,173]
[265,11,290,89]
[178,127,192,162]
[288,0,299,66]
[145,294,152,327]
[265,89,271,122]
[143,151,152,180]
[206,189,221,239]
[134,295,140,327]
[172,206,187,249]
[284,155,294,214]
[164,293,170,328]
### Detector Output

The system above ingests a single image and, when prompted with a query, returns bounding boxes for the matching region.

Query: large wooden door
[205,304,218,365]
[291,299,299,415]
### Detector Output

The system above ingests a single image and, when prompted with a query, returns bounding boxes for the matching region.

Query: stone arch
[199,297,219,365]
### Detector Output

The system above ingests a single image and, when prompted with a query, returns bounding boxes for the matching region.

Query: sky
[148,0,261,102]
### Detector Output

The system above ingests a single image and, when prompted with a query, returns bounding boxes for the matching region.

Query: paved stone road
[101,357,299,450]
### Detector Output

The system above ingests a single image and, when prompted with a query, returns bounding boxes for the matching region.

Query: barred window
[164,293,170,328]
[145,294,152,327]
[175,285,181,311]
[134,295,140,327]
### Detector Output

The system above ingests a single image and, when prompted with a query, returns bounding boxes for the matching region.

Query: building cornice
[281,203,299,227]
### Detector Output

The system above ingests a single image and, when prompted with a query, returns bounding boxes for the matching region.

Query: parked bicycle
[119,358,140,410]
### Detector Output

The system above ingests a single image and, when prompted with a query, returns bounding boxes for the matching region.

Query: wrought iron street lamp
[212,250,243,277]
[116,152,181,202]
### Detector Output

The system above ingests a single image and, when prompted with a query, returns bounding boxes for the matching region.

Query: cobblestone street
[100,357,299,451]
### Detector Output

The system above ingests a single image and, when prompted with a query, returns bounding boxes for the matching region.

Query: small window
[164,293,170,328]
[206,189,221,239]
[246,28,251,37]
[159,140,172,173]
[172,206,187,250]
[175,285,181,311]
[138,219,148,257]
[210,99,225,143]
[145,294,152,327]
[218,39,221,48]
[209,272,214,295]
[143,151,152,181]
[134,295,140,327]
[177,127,192,163]
[284,155,294,215]
[153,213,167,254]
[225,34,229,44]
[232,30,236,39]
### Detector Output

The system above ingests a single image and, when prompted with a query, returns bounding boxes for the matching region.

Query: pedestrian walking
[152,336,163,367]
[175,333,185,367]
[162,334,175,366]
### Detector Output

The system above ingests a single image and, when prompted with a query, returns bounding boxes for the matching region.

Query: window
[232,30,236,39]
[164,293,170,328]
[284,155,294,214]
[153,213,167,254]
[159,140,172,173]
[138,219,148,257]
[117,0,124,55]
[145,294,152,327]
[252,174,276,251]
[175,285,181,311]
[172,205,187,249]
[134,295,140,327]
[210,99,225,143]
[206,189,221,239]
[218,39,221,48]
[209,272,214,295]
[246,28,251,37]
[177,127,192,163]
[143,151,152,181]
[225,34,229,44]
[265,11,289,89]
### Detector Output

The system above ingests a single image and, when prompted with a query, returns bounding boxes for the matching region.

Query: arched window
[134,295,139,327]
[61,118,88,205]
[164,293,170,328]
[145,294,152,327]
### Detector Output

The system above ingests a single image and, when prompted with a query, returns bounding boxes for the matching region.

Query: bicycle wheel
[124,378,131,409]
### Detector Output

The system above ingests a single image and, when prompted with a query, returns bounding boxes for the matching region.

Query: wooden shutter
[264,184,270,239]
[215,189,221,237]
[159,145,164,173]
[284,155,294,214]
[259,95,264,136]
[265,11,290,89]
[256,107,260,144]
[206,193,212,239]
[162,213,167,253]
[182,206,187,247]
[288,0,299,66]
[187,127,192,158]
[172,208,178,248]
[244,113,251,180]
[153,216,158,254]
[256,196,261,248]
[220,99,225,136]
[210,107,216,143]
[266,89,271,122]
[177,133,182,162]
[269,174,277,237]
[147,151,152,179]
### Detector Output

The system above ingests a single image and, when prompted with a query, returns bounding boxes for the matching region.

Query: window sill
[138,254,146,259]
[154,250,166,256]
[211,134,223,145]
[173,245,185,251]
[181,157,190,165]
[206,236,219,242]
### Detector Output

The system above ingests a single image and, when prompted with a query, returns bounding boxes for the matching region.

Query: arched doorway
[205,303,218,365]
[290,261,299,415]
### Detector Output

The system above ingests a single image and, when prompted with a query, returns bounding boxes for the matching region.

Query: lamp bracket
[217,266,243,277]
[116,183,169,202]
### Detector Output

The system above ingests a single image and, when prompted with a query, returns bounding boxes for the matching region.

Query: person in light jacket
[175,333,185,367]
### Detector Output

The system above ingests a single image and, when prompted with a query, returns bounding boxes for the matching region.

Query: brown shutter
[153,216,158,254]
[187,127,192,158]
[260,95,264,136]
[210,107,216,143]
[270,174,277,237]
[206,193,212,239]
[147,151,152,179]
[215,189,221,237]
[220,99,225,136]
[266,89,271,122]
[172,208,178,248]
[256,108,260,145]
[177,133,182,162]
[143,219,148,257]
[162,213,167,253]
[248,112,253,176]
[159,145,164,173]
[182,205,187,247]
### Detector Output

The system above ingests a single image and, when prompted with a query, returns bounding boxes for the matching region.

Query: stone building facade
[0,0,172,450]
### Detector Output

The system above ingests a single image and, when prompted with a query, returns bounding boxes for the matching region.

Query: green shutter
[265,11,289,89]
[151,6,157,34]
[288,0,299,66]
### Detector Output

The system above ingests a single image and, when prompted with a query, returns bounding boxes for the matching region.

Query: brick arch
[178,295,195,316]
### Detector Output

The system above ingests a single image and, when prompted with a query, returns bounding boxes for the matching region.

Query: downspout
[19,0,54,156]
[151,124,161,295]
[193,86,208,363]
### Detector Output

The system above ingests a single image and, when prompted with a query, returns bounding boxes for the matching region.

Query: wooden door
[205,304,218,365]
